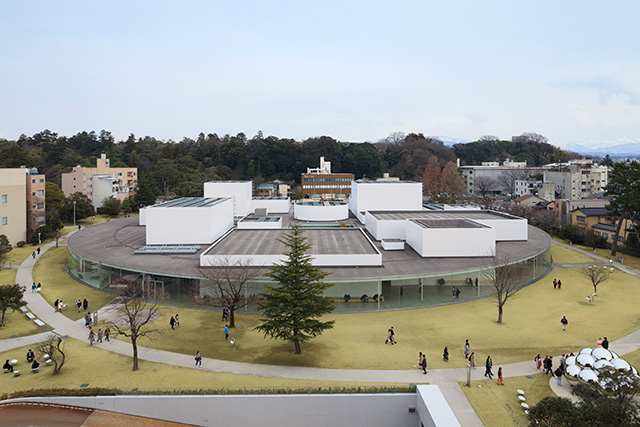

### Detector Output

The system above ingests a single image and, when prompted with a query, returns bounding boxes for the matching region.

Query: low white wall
[139,207,147,225]
[201,252,382,267]
[146,199,234,245]
[237,218,283,229]
[417,386,461,427]
[250,198,291,214]
[2,394,419,427]
[405,221,496,257]
[350,181,423,219]
[295,203,349,221]
[365,213,407,240]
[382,240,404,250]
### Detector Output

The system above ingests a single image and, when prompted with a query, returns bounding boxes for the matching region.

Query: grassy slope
[136,265,640,370]
[550,243,597,264]
[461,374,554,427]
[0,338,410,397]
[0,269,47,339]
[33,247,115,321]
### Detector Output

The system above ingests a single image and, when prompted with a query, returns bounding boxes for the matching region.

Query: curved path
[3,233,640,426]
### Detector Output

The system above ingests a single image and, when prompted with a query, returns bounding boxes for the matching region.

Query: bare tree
[385,132,406,144]
[108,286,160,371]
[581,263,612,295]
[497,168,531,196]
[474,176,496,197]
[483,254,529,324]
[38,334,66,374]
[199,256,262,328]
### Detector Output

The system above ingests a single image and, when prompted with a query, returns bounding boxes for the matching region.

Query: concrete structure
[203,181,252,217]
[0,168,28,245]
[25,167,46,235]
[514,179,543,197]
[301,157,354,200]
[201,228,382,267]
[92,174,130,211]
[237,216,283,229]
[256,180,291,197]
[350,180,423,224]
[460,160,544,195]
[294,201,349,222]
[514,194,548,209]
[405,218,495,257]
[249,197,291,214]
[145,197,234,245]
[1,385,458,427]
[365,210,528,242]
[61,154,137,208]
[543,159,609,200]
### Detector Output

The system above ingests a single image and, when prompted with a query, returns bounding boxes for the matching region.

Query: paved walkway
[3,238,640,426]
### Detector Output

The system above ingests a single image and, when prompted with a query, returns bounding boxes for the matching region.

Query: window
[618,236,624,242]
[37,190,44,197]
[32,179,36,183]
[37,202,44,209]
[39,179,44,183]
[603,233,608,239]
[595,231,601,236]
[32,192,36,196]
[1,217,6,226]
[37,215,45,222]
[577,216,585,222]
[1,194,6,203]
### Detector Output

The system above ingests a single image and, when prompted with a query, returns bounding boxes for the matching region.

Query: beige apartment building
[26,168,46,234]
[61,154,137,209]
[0,168,28,246]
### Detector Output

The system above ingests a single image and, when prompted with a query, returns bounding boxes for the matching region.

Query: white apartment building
[543,160,609,200]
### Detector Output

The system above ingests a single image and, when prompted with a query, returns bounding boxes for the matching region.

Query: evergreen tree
[0,284,27,327]
[134,174,159,207]
[254,225,335,354]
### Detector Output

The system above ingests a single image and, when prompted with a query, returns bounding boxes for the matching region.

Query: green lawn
[0,269,47,339]
[554,238,640,271]
[33,247,115,321]
[461,374,554,427]
[0,338,408,397]
[550,243,597,264]
[134,265,640,370]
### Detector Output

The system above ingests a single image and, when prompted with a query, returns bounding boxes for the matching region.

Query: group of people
[451,287,461,298]
[170,314,180,329]
[31,282,41,293]
[88,327,109,345]
[3,349,41,373]
[53,299,67,312]
[76,299,89,312]
[31,247,41,259]
[552,278,563,290]
[385,326,396,344]
[535,353,572,385]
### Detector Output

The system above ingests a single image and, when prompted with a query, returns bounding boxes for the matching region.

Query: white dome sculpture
[577,354,596,368]
[592,347,613,361]
[593,359,615,370]
[565,364,581,378]
[579,369,598,383]
[612,358,631,371]
[565,356,577,366]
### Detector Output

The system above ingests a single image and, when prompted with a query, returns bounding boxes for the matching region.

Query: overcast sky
[1,1,639,148]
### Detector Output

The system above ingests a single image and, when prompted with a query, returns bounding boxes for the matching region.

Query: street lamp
[73,201,77,227]
[38,232,41,245]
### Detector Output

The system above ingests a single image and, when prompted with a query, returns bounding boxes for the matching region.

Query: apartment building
[26,168,46,234]
[301,157,354,200]
[61,154,137,209]
[543,159,609,200]
[0,168,28,245]
[460,160,543,195]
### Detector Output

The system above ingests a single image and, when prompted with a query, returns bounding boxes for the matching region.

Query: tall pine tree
[254,225,335,354]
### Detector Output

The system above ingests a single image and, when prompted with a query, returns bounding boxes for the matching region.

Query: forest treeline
[0,130,574,196]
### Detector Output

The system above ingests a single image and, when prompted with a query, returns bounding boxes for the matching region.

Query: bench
[13,370,20,377]
[25,312,36,320]
[3,368,10,374]
[20,306,28,314]
[33,319,45,327]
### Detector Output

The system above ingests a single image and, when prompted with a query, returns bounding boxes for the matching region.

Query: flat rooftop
[252,197,289,200]
[206,229,377,255]
[368,210,521,221]
[239,216,282,223]
[67,216,550,282]
[298,201,346,206]
[152,197,228,208]
[410,218,488,229]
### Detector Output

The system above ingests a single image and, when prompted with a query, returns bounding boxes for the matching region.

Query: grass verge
[0,338,414,398]
[0,269,47,339]
[461,374,554,427]
[549,243,597,264]
[33,247,115,321]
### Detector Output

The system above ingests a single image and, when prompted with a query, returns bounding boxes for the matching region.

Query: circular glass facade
[66,246,551,313]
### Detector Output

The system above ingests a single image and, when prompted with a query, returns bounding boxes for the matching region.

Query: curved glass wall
[67,246,551,313]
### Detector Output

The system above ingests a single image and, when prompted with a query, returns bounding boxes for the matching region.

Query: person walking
[484,356,493,379]
[602,337,609,349]
[420,352,427,374]
[36,282,41,292]
[83,299,88,310]
[32,251,36,259]
[37,247,41,255]
[464,339,470,359]
[224,325,229,340]
[170,316,176,330]
[561,316,568,331]
[97,328,103,343]
[76,300,82,312]
[535,354,542,370]
[31,282,36,293]
[174,314,180,327]
[597,337,603,346]
[88,329,95,345]
[555,366,563,386]
[418,352,423,370]
[389,326,396,344]
[469,352,475,368]
[553,278,557,289]
[557,279,562,289]
[104,327,110,342]
[195,351,202,367]
[544,356,554,376]
[54,299,59,313]
[443,347,449,362]
[497,367,504,385]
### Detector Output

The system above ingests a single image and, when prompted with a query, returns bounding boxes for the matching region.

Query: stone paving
[2,235,640,426]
